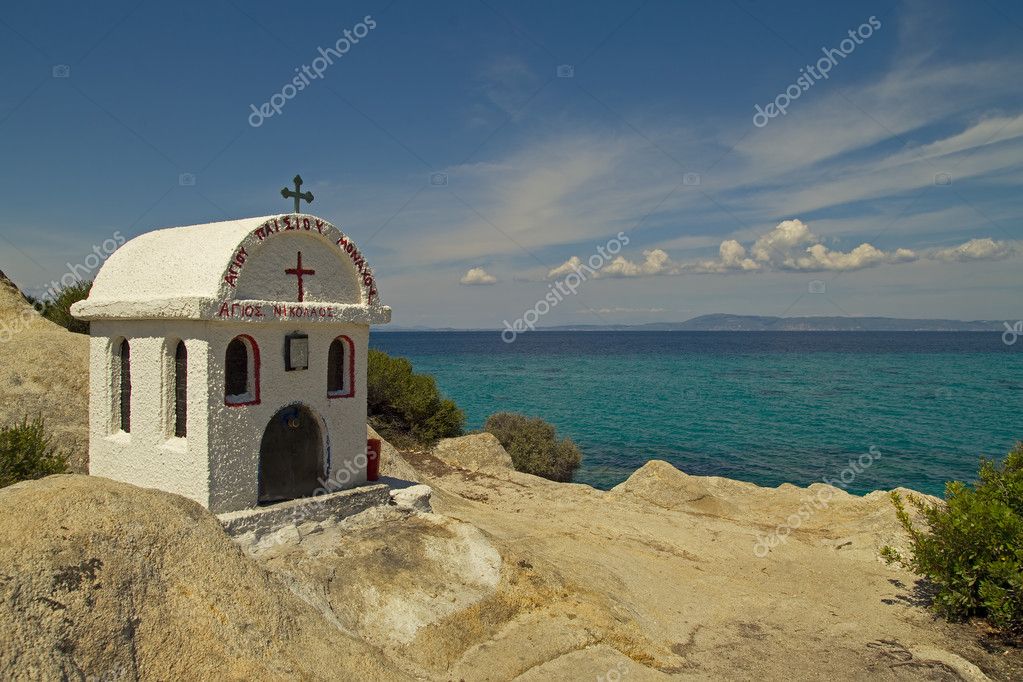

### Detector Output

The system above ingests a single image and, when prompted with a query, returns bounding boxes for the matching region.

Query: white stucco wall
[204,323,370,513]
[88,319,374,513]
[87,320,212,507]
[235,231,362,304]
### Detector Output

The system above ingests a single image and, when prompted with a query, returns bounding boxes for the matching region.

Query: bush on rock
[883,442,1023,636]
[367,349,464,448]
[483,412,581,482]
[0,417,69,488]
[42,280,92,334]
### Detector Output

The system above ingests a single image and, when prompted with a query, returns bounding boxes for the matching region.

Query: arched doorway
[258,404,325,504]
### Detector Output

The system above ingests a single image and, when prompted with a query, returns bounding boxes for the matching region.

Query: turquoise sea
[369,331,1023,497]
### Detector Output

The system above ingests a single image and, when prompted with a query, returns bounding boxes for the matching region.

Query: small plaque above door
[285,332,309,371]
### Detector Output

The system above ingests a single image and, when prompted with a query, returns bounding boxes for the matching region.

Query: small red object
[366,438,381,482]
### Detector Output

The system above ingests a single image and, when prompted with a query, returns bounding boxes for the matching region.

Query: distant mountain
[377,325,465,332]
[541,314,1007,332]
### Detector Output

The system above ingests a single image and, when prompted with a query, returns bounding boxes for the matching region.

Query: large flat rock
[0,475,407,681]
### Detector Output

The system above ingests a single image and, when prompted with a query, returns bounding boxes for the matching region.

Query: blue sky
[1,0,1021,328]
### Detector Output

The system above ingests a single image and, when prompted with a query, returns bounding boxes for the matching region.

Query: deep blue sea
[369,331,1023,497]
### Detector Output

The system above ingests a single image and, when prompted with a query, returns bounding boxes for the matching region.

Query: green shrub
[882,442,1023,635]
[43,280,92,334]
[484,412,582,482]
[0,418,69,488]
[367,349,464,448]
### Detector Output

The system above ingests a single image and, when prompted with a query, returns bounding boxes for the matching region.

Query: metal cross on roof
[281,174,314,213]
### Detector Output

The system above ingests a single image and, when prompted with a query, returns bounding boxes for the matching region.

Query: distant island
[381,314,1008,332]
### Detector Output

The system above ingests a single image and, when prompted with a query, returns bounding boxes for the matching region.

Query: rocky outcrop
[0,272,89,471]
[607,459,747,517]
[254,507,503,649]
[394,437,1017,680]
[431,432,514,472]
[608,459,941,562]
[0,475,406,681]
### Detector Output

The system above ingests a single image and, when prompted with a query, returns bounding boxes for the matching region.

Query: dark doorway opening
[258,404,325,504]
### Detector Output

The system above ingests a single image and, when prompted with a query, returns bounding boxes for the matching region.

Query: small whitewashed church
[72,178,391,514]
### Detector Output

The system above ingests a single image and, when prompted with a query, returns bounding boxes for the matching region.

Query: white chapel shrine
[72,209,391,514]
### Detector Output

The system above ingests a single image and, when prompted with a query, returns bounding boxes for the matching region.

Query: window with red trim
[327,336,355,398]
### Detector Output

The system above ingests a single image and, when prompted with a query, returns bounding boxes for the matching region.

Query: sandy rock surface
[395,443,1020,681]
[0,272,89,471]
[1,436,1019,681]
[432,432,515,472]
[0,475,406,681]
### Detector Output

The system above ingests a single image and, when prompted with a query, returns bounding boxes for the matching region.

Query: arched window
[174,341,187,437]
[225,335,260,406]
[118,339,131,433]
[327,335,355,398]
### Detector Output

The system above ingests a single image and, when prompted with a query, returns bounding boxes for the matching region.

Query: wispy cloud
[384,51,1023,274]
[471,55,541,125]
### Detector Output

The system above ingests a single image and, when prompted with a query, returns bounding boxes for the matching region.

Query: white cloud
[546,256,584,280]
[929,237,1017,262]
[601,249,679,278]
[747,220,917,272]
[546,220,1017,279]
[684,239,761,273]
[459,267,497,285]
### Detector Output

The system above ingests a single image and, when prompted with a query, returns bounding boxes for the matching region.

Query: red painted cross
[285,251,315,302]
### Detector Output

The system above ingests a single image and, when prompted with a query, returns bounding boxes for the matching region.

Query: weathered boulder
[608,459,745,517]
[255,506,502,649]
[0,474,406,681]
[390,483,433,512]
[432,432,514,472]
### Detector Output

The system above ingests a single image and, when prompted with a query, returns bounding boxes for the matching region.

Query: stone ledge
[217,483,390,538]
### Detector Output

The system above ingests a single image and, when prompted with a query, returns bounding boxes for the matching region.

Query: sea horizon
[379,328,1009,332]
